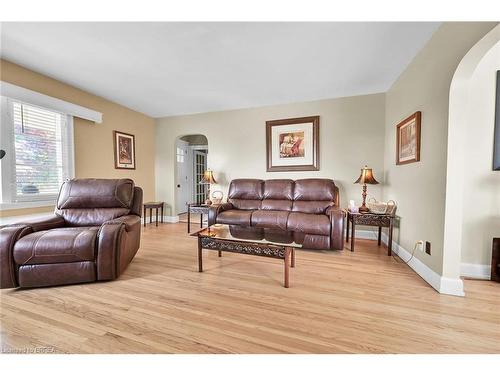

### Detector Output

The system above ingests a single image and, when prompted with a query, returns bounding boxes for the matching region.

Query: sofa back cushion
[228,179,263,210]
[261,179,293,211]
[291,179,336,214]
[55,178,135,226]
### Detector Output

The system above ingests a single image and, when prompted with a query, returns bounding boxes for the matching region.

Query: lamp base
[359,205,370,213]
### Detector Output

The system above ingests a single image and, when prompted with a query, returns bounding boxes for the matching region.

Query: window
[1,97,74,206]
[176,146,185,163]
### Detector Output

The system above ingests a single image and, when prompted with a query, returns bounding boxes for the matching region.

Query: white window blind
[0,98,74,205]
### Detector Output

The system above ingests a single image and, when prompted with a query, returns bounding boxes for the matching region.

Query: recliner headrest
[57,178,135,209]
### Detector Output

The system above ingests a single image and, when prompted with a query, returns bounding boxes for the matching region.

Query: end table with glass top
[344,209,395,255]
[187,203,211,233]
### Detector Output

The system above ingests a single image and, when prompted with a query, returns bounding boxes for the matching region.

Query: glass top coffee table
[191,224,302,288]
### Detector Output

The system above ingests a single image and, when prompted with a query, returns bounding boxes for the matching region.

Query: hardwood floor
[1,223,499,354]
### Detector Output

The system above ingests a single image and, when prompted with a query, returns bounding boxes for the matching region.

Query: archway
[174,134,209,215]
[442,25,500,295]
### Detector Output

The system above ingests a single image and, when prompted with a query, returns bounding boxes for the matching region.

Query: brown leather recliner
[208,178,344,250]
[0,178,143,289]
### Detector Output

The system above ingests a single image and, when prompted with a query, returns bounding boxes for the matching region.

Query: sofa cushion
[13,227,99,265]
[228,179,264,210]
[292,201,334,214]
[251,210,289,230]
[228,179,264,200]
[216,210,253,226]
[229,199,262,210]
[263,179,294,200]
[287,212,331,236]
[293,179,336,201]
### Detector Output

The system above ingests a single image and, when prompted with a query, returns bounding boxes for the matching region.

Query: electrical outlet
[425,241,431,255]
[416,240,424,252]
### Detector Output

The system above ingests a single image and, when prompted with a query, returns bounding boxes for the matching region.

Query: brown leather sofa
[0,178,143,289]
[208,179,344,250]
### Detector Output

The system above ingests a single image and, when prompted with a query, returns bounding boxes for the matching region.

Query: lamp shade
[200,169,217,184]
[354,166,379,185]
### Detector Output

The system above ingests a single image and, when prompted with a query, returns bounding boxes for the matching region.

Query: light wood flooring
[1,223,499,353]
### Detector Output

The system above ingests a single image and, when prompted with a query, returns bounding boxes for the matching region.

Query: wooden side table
[187,203,210,233]
[345,209,395,255]
[143,202,164,227]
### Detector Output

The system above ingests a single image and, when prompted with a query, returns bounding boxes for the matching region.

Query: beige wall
[383,22,497,274]
[0,59,156,217]
[156,93,386,216]
[460,41,500,266]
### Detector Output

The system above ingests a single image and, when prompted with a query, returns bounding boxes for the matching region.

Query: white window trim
[0,81,102,123]
[0,98,75,209]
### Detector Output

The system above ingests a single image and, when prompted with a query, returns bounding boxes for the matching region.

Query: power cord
[363,227,420,265]
[392,240,421,265]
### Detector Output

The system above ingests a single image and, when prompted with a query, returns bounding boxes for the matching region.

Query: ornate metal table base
[197,237,295,288]
[187,203,210,233]
[345,210,394,255]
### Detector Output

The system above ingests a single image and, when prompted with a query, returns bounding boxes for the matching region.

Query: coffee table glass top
[191,224,303,249]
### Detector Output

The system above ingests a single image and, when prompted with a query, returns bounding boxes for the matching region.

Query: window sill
[0,200,56,210]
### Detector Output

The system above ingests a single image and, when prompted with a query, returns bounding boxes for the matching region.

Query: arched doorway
[442,25,500,293]
[174,134,209,215]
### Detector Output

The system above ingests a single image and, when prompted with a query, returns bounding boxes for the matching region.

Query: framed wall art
[266,116,319,172]
[113,130,136,169]
[396,111,421,165]
[493,70,500,171]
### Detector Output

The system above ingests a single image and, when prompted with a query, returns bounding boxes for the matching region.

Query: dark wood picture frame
[396,111,421,165]
[113,130,136,170]
[266,116,319,172]
[493,70,500,171]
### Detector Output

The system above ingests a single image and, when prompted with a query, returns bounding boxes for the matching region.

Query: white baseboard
[349,228,465,296]
[164,215,180,223]
[461,263,491,280]
[142,215,179,224]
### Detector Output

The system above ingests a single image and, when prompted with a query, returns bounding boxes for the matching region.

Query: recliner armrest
[103,215,141,232]
[97,215,142,280]
[326,206,345,250]
[10,215,65,232]
[208,202,233,226]
[0,225,33,288]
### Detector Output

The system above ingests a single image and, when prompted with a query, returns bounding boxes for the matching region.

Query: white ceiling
[0,22,440,118]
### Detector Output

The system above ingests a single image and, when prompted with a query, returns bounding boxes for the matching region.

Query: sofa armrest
[326,206,345,250]
[104,215,141,232]
[208,202,233,226]
[3,215,65,232]
[0,225,33,288]
[97,215,142,280]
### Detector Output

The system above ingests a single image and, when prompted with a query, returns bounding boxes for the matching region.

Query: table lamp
[200,169,217,205]
[354,165,379,213]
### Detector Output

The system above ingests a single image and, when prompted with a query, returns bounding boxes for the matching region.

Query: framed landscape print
[266,116,319,172]
[396,111,421,165]
[113,130,136,169]
[493,70,500,171]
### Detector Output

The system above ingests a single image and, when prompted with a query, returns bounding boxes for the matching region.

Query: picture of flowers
[279,131,305,158]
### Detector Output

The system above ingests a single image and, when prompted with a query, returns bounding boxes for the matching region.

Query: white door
[175,140,190,214]
[193,150,208,204]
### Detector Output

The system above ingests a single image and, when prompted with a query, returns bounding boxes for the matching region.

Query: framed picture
[493,70,500,171]
[266,116,319,172]
[113,131,136,169]
[396,111,421,165]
